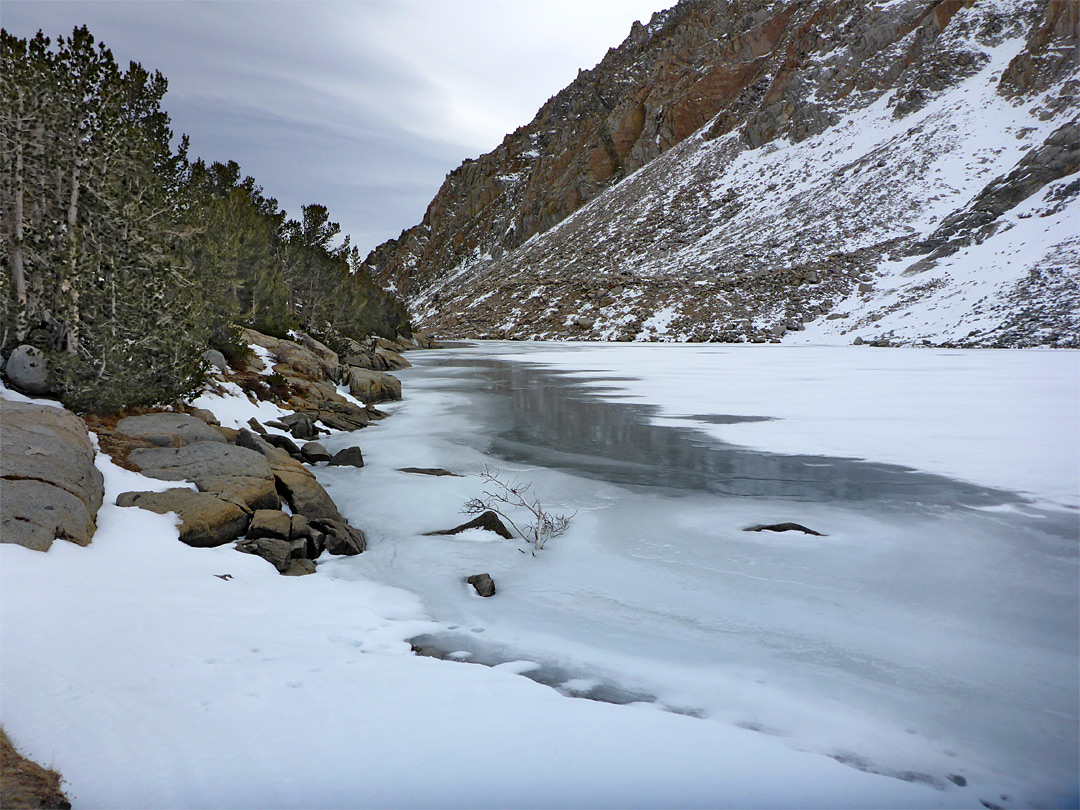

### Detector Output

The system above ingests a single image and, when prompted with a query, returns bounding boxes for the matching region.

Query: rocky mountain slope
[364,0,1078,347]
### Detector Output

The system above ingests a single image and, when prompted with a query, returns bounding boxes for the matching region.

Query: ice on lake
[320,342,1079,808]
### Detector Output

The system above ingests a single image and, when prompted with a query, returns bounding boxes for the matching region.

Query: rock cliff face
[365,0,1078,347]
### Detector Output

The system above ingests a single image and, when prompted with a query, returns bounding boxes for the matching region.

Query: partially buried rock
[282,559,317,576]
[743,522,825,537]
[311,518,366,555]
[426,511,513,540]
[398,467,459,477]
[329,446,364,467]
[467,573,496,597]
[300,441,332,464]
[117,489,249,547]
[235,534,306,573]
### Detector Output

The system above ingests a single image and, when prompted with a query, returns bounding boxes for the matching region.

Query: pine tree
[1,27,206,412]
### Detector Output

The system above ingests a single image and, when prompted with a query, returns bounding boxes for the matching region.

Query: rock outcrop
[0,400,104,551]
[128,442,280,512]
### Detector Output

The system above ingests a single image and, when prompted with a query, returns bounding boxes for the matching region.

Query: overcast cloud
[3,1,664,255]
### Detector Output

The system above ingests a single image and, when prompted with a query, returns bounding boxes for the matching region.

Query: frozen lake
[319,342,1079,807]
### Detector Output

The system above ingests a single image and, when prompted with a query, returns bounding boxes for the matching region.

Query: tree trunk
[64,160,81,354]
[11,133,28,339]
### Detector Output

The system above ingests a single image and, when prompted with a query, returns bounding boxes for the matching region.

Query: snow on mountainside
[370,0,1077,347]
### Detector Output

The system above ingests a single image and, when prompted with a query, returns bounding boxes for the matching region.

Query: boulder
[264,433,303,457]
[343,350,390,372]
[313,407,369,432]
[235,429,310,477]
[426,511,514,540]
[241,328,339,383]
[375,347,412,370]
[374,337,405,353]
[312,518,366,555]
[329,446,364,468]
[202,349,228,373]
[5,345,51,395]
[247,417,268,435]
[235,535,306,572]
[282,559,317,576]
[247,509,293,541]
[290,514,326,559]
[414,334,443,349]
[116,489,249,547]
[346,367,402,403]
[280,411,319,440]
[467,573,496,597]
[300,442,332,464]
[273,469,344,522]
[127,442,279,512]
[0,400,104,551]
[114,412,226,448]
[191,408,220,426]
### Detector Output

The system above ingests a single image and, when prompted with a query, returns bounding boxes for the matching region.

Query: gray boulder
[300,442,332,464]
[128,441,279,512]
[5,345,51,395]
[329,446,364,468]
[115,412,226,447]
[0,400,104,551]
[202,349,228,373]
[116,489,249,547]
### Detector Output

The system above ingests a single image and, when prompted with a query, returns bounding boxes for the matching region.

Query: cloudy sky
[4,1,664,256]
